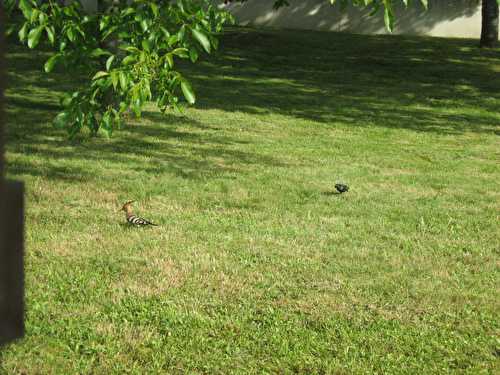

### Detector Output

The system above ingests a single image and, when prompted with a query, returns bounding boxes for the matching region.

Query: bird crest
[120,200,135,212]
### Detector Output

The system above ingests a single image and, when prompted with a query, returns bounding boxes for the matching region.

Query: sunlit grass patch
[1,27,499,374]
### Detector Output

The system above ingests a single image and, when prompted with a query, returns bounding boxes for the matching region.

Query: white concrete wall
[74,0,97,13]
[78,0,97,13]
[221,0,487,39]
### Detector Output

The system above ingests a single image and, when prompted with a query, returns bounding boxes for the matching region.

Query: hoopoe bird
[120,201,158,226]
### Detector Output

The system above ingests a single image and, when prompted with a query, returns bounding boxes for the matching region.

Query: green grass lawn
[1,27,499,374]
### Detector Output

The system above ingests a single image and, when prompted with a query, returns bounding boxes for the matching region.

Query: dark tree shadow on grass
[184,28,499,135]
[6,114,285,182]
[4,28,500,182]
[5,60,285,182]
[5,40,288,181]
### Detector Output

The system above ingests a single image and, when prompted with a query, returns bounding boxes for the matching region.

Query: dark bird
[335,183,349,194]
[120,201,158,226]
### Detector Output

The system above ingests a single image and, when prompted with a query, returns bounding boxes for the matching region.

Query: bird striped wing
[127,215,157,226]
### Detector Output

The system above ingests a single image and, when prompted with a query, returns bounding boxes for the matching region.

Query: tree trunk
[480,0,499,48]
[0,3,25,346]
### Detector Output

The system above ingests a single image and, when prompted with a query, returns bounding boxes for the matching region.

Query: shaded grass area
[1,28,499,374]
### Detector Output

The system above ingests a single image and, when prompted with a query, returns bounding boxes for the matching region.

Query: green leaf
[91,48,111,57]
[91,115,100,134]
[177,0,185,13]
[122,55,136,65]
[38,12,48,24]
[67,28,76,42]
[101,112,112,137]
[180,79,196,104]
[27,26,43,48]
[369,3,380,16]
[142,80,151,101]
[92,71,109,80]
[103,26,118,40]
[75,25,85,38]
[168,35,179,46]
[110,71,119,89]
[119,45,140,53]
[106,55,115,71]
[101,126,112,138]
[383,2,394,32]
[166,53,174,68]
[53,111,70,129]
[171,101,183,114]
[160,27,170,39]
[132,98,142,117]
[61,94,72,107]
[171,48,189,58]
[189,48,199,63]
[90,87,100,101]
[191,28,211,53]
[150,2,159,17]
[30,8,39,23]
[178,25,186,41]
[44,54,60,73]
[210,36,219,50]
[148,31,157,43]
[141,39,151,52]
[119,71,128,91]
[45,26,55,45]
[18,0,32,19]
[99,16,110,31]
[420,0,428,9]
[6,25,16,37]
[121,7,135,17]
[18,23,28,42]
[119,101,128,114]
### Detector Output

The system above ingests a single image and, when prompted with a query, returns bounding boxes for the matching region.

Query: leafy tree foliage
[8,0,488,137]
[6,0,233,137]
